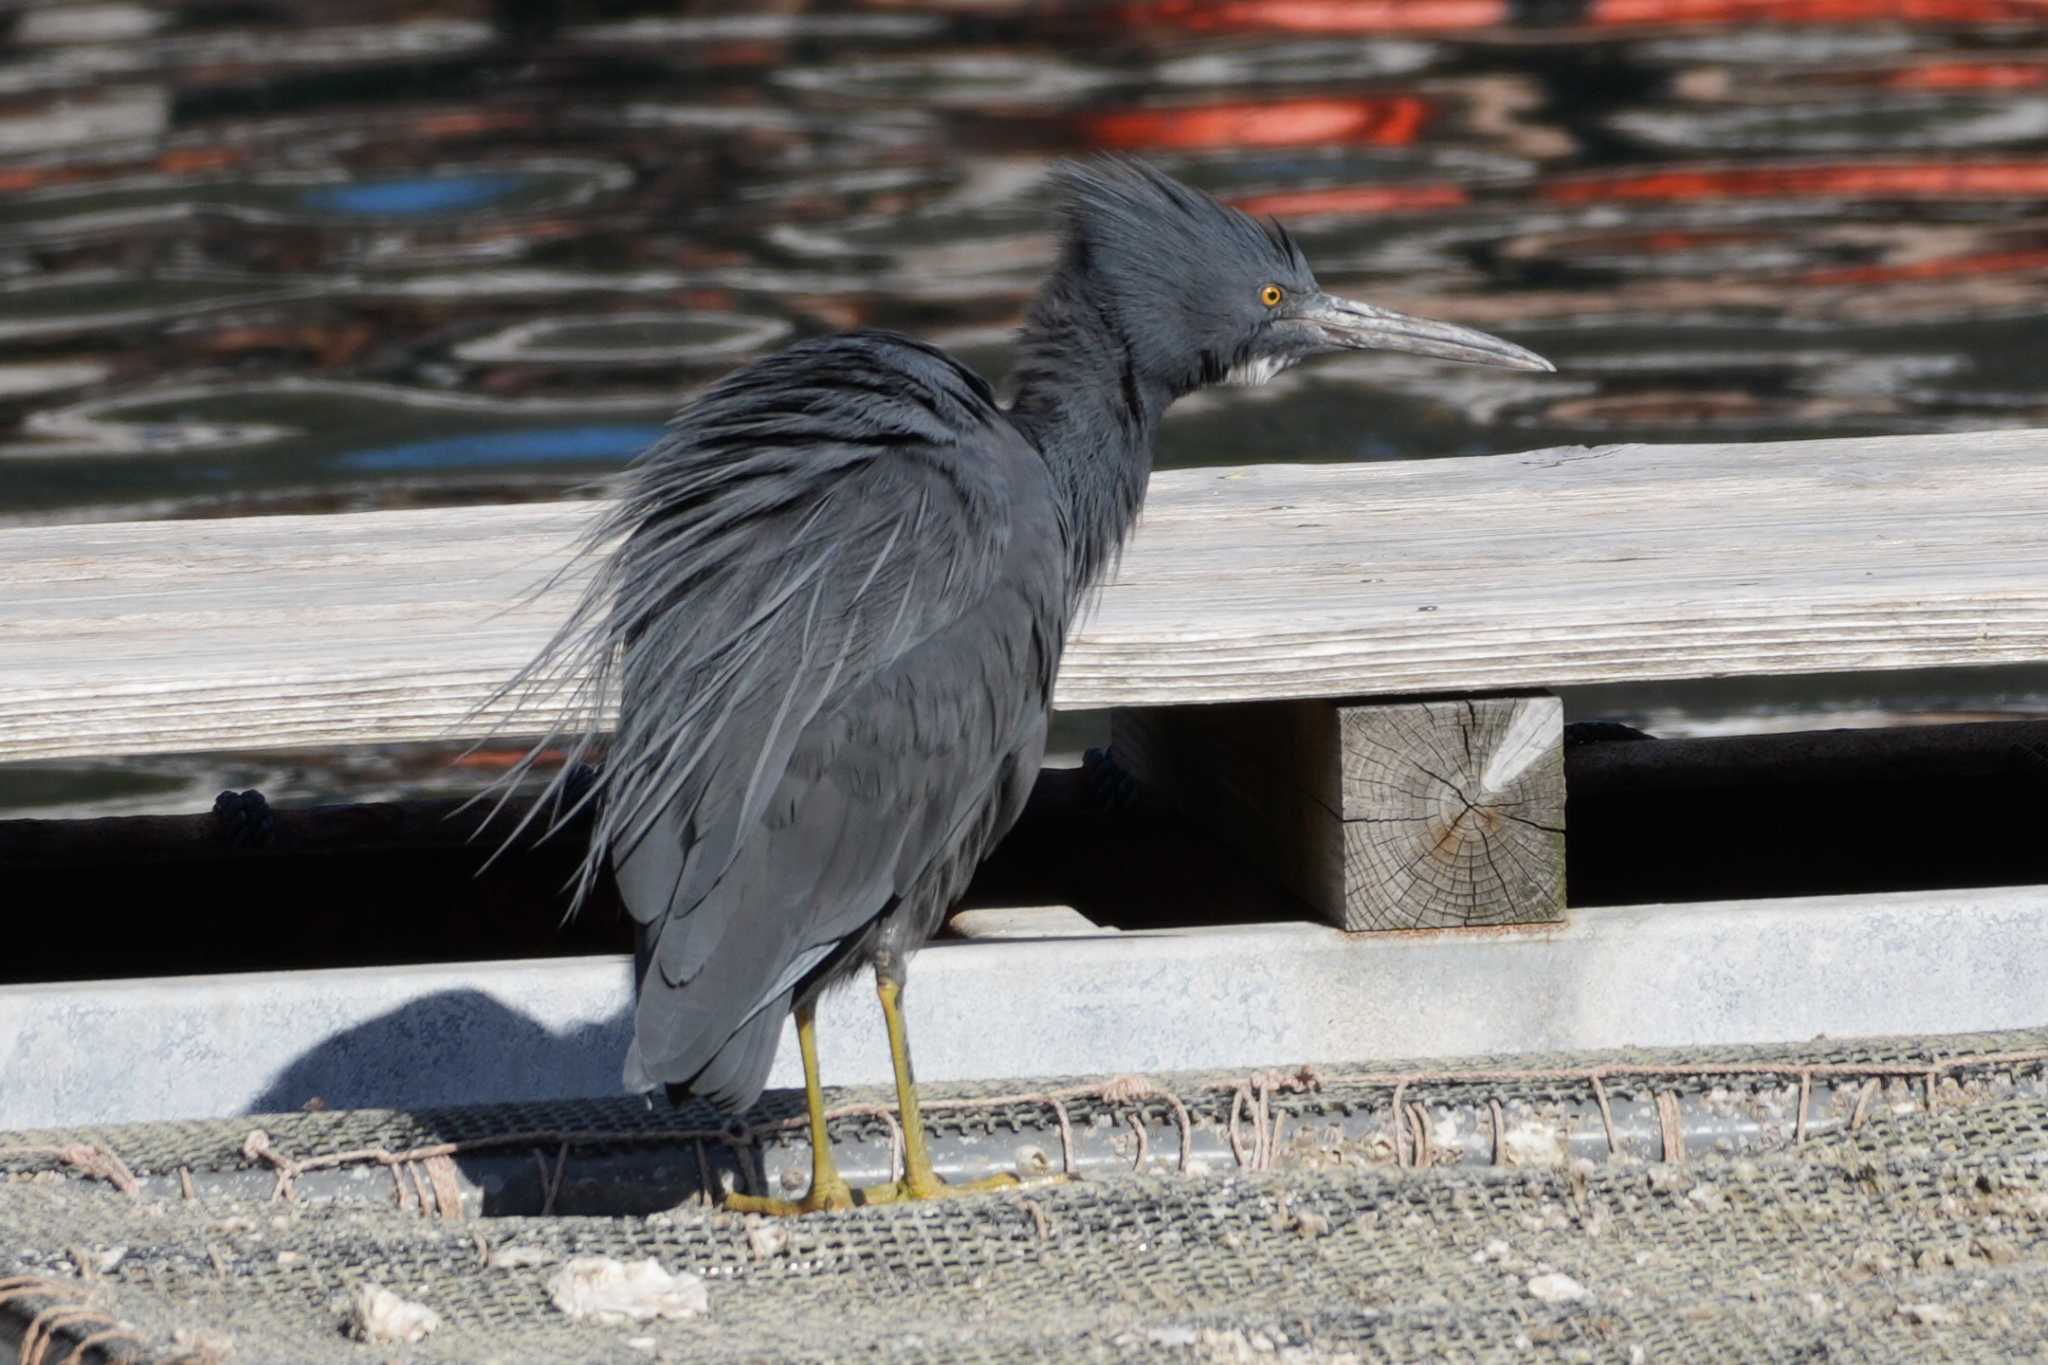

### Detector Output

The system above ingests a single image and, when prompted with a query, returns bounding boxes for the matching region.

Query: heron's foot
[857,1170,1030,1207]
[723,1171,1031,1216]
[723,1175,857,1217]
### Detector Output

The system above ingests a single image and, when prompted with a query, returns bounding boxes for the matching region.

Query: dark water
[4,0,2047,812]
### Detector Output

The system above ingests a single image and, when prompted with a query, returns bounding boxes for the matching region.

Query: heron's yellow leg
[862,972,1019,1205]
[724,975,1022,1215]
[724,1001,855,1216]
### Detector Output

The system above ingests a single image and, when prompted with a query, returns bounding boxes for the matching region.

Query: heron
[510,158,1551,1215]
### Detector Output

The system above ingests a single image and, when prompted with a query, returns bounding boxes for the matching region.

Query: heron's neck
[1006,266,1173,600]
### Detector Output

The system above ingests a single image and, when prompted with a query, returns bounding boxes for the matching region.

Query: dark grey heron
[512,158,1550,1214]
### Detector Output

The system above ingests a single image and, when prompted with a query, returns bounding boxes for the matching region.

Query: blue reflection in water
[337,425,665,470]
[299,174,527,217]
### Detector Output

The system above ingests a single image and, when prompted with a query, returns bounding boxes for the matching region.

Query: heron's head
[1051,158,1552,395]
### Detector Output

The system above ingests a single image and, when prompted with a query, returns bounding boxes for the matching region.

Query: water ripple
[0,1,2042,524]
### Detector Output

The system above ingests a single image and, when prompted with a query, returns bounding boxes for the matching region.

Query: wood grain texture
[1112,695,1564,931]
[4,428,2047,762]
[1338,695,1565,931]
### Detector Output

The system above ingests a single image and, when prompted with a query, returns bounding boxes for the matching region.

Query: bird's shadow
[244,990,806,1216]
[247,989,630,1117]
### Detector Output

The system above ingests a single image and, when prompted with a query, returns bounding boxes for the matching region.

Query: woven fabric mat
[5,1027,2047,1363]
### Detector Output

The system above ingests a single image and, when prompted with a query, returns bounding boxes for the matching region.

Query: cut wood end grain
[1338,696,1565,932]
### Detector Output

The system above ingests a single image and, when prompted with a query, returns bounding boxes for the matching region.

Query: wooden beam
[1340,695,1565,930]
[4,429,2048,762]
[1114,695,1565,931]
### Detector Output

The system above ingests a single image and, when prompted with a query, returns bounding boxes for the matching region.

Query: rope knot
[1097,1074,1159,1106]
[240,1128,299,1201]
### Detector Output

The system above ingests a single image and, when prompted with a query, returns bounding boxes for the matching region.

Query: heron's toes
[855,1171,1032,1206]
[723,1179,857,1217]
[723,1171,1065,1216]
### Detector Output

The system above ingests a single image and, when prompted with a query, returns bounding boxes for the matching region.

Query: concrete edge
[4,885,2045,1129]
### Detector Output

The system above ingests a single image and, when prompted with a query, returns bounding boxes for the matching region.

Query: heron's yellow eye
[1260,284,1284,308]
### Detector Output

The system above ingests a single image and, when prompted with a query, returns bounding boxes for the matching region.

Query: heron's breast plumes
[1225,353,1291,387]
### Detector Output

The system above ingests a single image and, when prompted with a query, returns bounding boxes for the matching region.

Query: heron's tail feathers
[626,988,793,1116]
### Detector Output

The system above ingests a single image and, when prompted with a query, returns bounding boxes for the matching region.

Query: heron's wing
[599,333,1037,903]
[525,333,1064,1102]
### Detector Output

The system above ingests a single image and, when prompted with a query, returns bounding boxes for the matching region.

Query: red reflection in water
[1590,0,2048,23]
[0,146,249,192]
[0,168,63,192]
[453,747,569,772]
[1084,96,1429,149]
[1230,184,1469,215]
[1881,63,2048,89]
[411,110,540,137]
[1126,0,1503,31]
[159,148,246,174]
[1544,162,2048,202]
[1802,248,2048,285]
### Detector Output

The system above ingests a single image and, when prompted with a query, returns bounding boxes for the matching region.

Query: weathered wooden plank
[3,429,2047,763]
[1112,695,1566,931]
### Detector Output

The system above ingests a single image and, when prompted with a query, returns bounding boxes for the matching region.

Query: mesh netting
[6,1027,2048,1362]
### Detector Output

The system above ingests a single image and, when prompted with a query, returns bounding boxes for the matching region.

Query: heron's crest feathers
[1050,156,1308,291]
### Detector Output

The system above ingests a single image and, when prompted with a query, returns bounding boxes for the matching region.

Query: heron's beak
[1302,294,1554,372]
